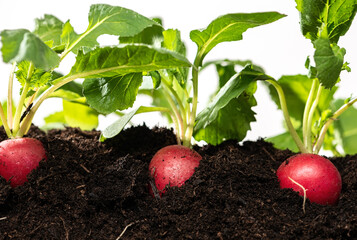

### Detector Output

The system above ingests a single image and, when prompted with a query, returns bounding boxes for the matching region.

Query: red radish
[149,145,202,196]
[277,153,342,205]
[0,138,46,187]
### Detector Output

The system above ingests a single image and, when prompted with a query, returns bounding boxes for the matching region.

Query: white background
[0,0,356,142]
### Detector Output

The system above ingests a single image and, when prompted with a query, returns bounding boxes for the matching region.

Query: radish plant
[97,10,285,196]
[271,0,357,206]
[267,0,357,156]
[0,4,192,186]
[100,13,285,146]
[204,0,356,206]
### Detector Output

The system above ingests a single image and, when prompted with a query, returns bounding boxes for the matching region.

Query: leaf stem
[18,72,99,136]
[306,84,323,152]
[314,97,357,154]
[12,62,35,137]
[302,79,318,147]
[0,102,12,137]
[16,89,40,136]
[267,79,308,153]
[184,61,199,147]
[12,81,30,136]
[7,62,16,129]
[160,72,188,135]
[17,74,74,137]
[160,84,184,144]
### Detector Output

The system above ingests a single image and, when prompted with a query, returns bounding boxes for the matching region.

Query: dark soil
[1,125,356,240]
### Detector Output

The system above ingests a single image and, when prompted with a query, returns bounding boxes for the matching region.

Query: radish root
[288,177,308,214]
[116,221,138,240]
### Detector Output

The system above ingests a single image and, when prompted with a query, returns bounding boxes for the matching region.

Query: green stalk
[0,102,12,137]
[267,79,308,153]
[18,71,117,136]
[11,80,30,136]
[314,97,357,154]
[160,72,188,135]
[18,69,114,136]
[306,84,323,152]
[302,79,318,147]
[183,58,200,147]
[17,74,75,137]
[12,62,35,136]
[161,84,185,144]
[7,62,16,129]
[168,110,182,145]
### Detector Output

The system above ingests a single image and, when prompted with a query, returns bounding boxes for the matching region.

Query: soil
[0,125,356,240]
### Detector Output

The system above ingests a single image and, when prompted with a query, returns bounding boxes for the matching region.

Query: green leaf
[100,106,167,140]
[194,63,259,145]
[268,75,338,122]
[215,63,237,87]
[58,81,84,97]
[16,61,53,90]
[139,87,173,123]
[49,89,86,104]
[101,106,141,140]
[60,21,80,52]
[119,24,163,45]
[162,29,188,86]
[296,0,354,90]
[195,65,272,131]
[194,91,256,145]
[314,38,346,89]
[41,111,66,130]
[162,29,186,55]
[69,44,191,78]
[326,0,357,42]
[295,0,357,42]
[332,99,357,155]
[63,100,98,130]
[268,75,309,122]
[0,29,60,70]
[149,71,161,89]
[190,12,285,65]
[62,4,161,54]
[201,59,265,73]
[83,73,143,114]
[295,0,325,40]
[34,14,64,48]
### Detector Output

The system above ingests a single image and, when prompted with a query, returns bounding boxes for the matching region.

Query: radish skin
[277,153,342,205]
[0,138,46,187]
[149,145,202,196]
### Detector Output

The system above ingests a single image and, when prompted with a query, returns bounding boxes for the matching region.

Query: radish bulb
[0,138,47,187]
[277,153,342,205]
[149,145,202,196]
